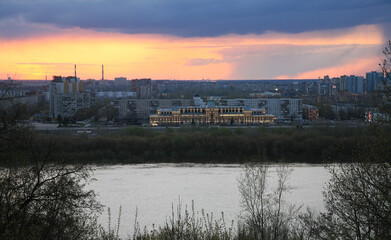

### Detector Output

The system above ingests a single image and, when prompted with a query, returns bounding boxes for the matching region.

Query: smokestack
[102,65,104,81]
[74,64,77,81]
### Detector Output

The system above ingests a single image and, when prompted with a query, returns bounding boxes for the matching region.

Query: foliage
[126,126,149,137]
[102,105,119,122]
[315,103,336,120]
[75,107,95,121]
[12,126,373,165]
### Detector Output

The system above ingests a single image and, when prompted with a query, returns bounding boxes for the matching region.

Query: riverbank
[5,125,383,165]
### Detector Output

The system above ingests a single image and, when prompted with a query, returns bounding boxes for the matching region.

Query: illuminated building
[150,101,275,126]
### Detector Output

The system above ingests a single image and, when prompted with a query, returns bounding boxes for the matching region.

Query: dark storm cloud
[0,0,390,37]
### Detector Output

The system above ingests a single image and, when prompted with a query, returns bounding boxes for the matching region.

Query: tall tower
[101,65,104,81]
[74,64,77,81]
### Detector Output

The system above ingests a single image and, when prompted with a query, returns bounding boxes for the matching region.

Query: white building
[222,98,302,119]
[53,92,95,118]
[193,96,206,107]
[97,91,136,99]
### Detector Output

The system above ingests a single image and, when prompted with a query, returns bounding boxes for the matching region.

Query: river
[89,163,330,237]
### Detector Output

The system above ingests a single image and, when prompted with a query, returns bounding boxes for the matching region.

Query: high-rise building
[131,78,152,98]
[342,75,364,94]
[340,75,348,91]
[356,76,364,94]
[366,71,383,92]
[49,75,93,118]
[114,77,127,86]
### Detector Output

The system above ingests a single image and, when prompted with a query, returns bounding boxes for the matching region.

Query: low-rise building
[365,111,390,123]
[150,101,275,126]
[303,104,319,120]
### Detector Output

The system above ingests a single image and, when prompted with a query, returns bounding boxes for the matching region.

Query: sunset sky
[1,0,391,80]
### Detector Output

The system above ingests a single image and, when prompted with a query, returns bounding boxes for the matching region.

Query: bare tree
[0,84,102,239]
[304,126,391,240]
[380,40,391,81]
[238,163,300,240]
[378,40,391,118]
[0,82,30,153]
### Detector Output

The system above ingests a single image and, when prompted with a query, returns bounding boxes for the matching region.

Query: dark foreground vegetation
[7,125,387,165]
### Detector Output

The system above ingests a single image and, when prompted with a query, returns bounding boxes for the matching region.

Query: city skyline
[1,0,391,80]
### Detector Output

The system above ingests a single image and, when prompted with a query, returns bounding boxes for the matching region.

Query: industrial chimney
[102,65,104,81]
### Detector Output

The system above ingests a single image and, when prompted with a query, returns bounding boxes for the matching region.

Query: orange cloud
[0,30,231,80]
[0,24,385,80]
[282,57,383,79]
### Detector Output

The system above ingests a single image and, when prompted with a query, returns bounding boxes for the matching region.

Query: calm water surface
[89,164,330,237]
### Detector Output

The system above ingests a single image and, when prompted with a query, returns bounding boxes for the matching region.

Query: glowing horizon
[0,24,387,81]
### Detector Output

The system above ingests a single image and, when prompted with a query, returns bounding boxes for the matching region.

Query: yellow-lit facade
[150,104,275,126]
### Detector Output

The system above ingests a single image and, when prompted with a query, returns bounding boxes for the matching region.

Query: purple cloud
[0,0,390,38]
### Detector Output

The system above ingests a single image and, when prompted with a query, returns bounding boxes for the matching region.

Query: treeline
[17,126,386,164]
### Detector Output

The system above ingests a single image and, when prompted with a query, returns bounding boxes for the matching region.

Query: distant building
[366,71,383,92]
[342,75,364,94]
[53,92,95,118]
[207,96,222,102]
[193,96,206,106]
[150,101,275,126]
[222,98,302,120]
[249,92,281,98]
[112,98,195,122]
[0,89,28,98]
[303,104,319,120]
[96,91,136,99]
[114,77,127,86]
[111,97,302,123]
[49,76,94,118]
[355,76,364,94]
[318,82,330,96]
[131,78,152,98]
[365,111,390,123]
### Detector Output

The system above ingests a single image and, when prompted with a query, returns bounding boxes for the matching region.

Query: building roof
[206,101,217,108]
